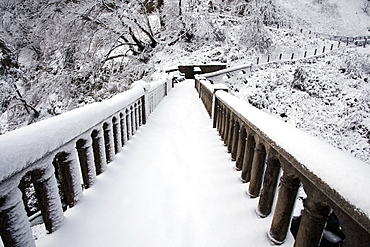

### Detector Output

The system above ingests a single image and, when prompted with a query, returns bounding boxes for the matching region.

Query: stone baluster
[141,95,147,125]
[149,93,154,114]
[268,172,300,244]
[0,185,35,247]
[235,127,246,171]
[294,196,330,247]
[257,155,281,217]
[91,129,107,175]
[212,98,219,129]
[222,110,229,143]
[241,134,256,183]
[126,108,132,140]
[31,165,65,233]
[103,122,115,164]
[131,105,136,136]
[248,143,267,198]
[231,120,240,161]
[134,103,139,132]
[54,151,83,208]
[226,115,234,149]
[76,138,96,189]
[220,107,226,138]
[120,112,127,147]
[138,99,143,127]
[112,116,122,154]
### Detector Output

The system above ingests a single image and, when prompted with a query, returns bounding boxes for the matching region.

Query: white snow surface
[216,90,370,218]
[35,81,295,247]
[275,0,370,36]
[0,85,145,183]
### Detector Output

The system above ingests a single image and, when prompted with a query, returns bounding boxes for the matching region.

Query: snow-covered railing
[195,77,370,246]
[0,78,172,247]
[203,40,343,81]
[145,79,168,117]
[195,79,228,117]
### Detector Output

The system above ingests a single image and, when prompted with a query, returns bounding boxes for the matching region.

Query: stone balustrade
[0,79,172,247]
[195,77,370,247]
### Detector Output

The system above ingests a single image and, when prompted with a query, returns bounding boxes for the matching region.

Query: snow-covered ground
[275,0,370,36]
[34,81,296,246]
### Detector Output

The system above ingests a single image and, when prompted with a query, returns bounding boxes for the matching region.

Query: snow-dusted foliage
[226,47,370,163]
[0,0,285,134]
[0,0,163,134]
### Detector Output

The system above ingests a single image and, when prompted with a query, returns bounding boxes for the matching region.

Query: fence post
[322,46,326,53]
[291,53,294,60]
[304,51,307,58]
[257,57,260,65]
[279,54,282,60]
[314,48,317,55]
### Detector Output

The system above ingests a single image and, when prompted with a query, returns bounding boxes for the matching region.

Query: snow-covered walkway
[36,80,294,246]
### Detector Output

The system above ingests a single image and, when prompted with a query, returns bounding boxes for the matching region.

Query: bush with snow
[227,47,370,164]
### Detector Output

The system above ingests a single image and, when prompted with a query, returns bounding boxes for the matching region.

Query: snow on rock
[216,90,370,218]
[0,85,145,183]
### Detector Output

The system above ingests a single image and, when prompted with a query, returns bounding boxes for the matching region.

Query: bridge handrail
[195,76,370,246]
[0,76,172,246]
[0,86,144,183]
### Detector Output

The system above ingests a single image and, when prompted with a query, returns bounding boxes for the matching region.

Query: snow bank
[0,85,145,183]
[216,90,370,218]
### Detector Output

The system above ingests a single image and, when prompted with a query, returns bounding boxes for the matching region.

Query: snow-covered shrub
[229,47,370,164]
[341,49,370,79]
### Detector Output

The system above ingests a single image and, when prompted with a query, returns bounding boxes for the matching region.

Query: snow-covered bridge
[1,75,370,247]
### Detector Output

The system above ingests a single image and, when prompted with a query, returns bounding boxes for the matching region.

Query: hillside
[205,0,370,164]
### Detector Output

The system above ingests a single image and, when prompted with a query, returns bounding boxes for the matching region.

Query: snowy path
[36,80,294,247]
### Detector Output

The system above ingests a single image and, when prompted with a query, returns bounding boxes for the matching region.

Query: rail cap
[215,90,370,219]
[0,85,146,183]
[202,63,252,78]
[196,77,229,92]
